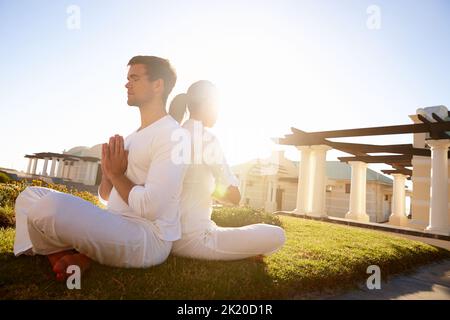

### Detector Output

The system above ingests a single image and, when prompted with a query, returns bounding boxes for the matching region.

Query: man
[13,56,186,281]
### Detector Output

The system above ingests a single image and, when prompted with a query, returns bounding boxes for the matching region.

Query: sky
[1,0,450,177]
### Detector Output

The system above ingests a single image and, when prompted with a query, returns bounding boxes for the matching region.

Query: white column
[61,161,68,179]
[89,162,99,185]
[294,146,313,215]
[84,161,89,184]
[49,157,57,177]
[425,139,450,235]
[26,158,32,174]
[31,158,38,175]
[72,163,79,182]
[42,157,49,176]
[66,162,72,179]
[309,145,332,217]
[56,159,64,178]
[265,179,277,212]
[388,173,408,226]
[77,162,84,182]
[345,161,370,222]
[84,161,93,184]
[239,175,247,206]
[272,182,277,202]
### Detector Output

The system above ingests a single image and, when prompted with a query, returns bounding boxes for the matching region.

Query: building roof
[329,161,393,184]
[26,152,99,162]
[233,157,393,185]
[292,160,393,185]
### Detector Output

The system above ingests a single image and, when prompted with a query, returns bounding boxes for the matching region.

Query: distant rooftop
[292,160,393,185]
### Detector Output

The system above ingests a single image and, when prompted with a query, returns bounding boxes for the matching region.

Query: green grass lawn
[1,208,449,299]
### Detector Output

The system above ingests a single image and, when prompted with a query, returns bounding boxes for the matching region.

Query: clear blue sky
[1,0,450,173]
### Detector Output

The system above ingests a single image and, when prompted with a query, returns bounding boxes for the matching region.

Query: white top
[99,115,187,241]
[179,119,239,234]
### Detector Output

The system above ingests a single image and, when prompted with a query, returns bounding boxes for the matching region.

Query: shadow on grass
[0,252,283,299]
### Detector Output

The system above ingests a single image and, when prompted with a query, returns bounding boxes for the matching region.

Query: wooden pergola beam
[287,121,450,139]
[277,117,450,178]
[382,169,413,177]
[278,135,432,156]
[338,154,412,164]
[320,141,431,156]
[417,113,450,139]
[432,113,446,123]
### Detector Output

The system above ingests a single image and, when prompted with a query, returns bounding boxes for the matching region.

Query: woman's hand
[212,185,241,206]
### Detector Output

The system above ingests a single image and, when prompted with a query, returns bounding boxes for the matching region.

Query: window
[326,185,332,193]
[345,184,351,194]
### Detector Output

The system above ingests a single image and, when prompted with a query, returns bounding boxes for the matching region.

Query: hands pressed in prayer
[101,135,129,181]
[100,135,135,205]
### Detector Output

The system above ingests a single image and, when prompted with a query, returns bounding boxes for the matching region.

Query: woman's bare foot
[52,253,92,282]
[248,254,265,263]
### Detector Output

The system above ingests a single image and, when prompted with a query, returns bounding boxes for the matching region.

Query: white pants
[172,222,285,261]
[14,186,171,268]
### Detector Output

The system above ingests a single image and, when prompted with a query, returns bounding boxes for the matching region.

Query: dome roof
[65,144,101,160]
[66,146,89,156]
[83,144,102,158]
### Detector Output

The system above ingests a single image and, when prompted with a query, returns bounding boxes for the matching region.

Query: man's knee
[27,192,64,227]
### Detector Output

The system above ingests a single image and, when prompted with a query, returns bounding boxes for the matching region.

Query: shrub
[0,206,15,228]
[211,206,283,227]
[0,179,100,209]
[0,172,10,183]
[0,182,22,208]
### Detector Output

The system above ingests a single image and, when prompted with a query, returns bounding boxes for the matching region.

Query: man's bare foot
[52,253,92,282]
[47,250,77,269]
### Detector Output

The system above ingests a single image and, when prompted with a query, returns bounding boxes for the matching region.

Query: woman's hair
[169,80,218,124]
[168,93,188,123]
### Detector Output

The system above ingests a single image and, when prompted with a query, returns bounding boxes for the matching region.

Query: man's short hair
[128,56,177,105]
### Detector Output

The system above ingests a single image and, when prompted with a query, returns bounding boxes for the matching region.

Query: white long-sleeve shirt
[179,119,240,234]
[100,115,187,241]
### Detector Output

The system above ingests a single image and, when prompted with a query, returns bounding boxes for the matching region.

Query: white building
[265,105,450,236]
[24,144,102,186]
[232,152,407,223]
[408,106,450,234]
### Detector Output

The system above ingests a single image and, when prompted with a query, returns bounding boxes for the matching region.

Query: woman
[168,80,286,261]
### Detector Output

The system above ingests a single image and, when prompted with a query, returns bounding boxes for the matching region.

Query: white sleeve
[206,136,239,189]
[97,187,108,206]
[127,133,186,221]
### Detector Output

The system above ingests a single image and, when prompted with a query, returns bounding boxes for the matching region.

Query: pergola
[276,111,450,235]
[24,152,100,185]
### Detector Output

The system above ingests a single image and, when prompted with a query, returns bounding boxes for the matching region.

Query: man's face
[125,64,161,107]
